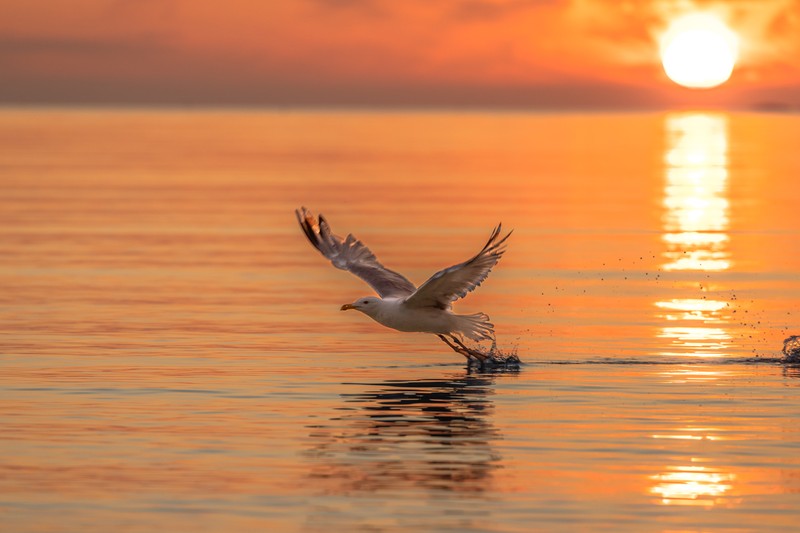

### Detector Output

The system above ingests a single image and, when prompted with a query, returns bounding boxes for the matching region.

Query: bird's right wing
[295,207,417,299]
[403,224,511,309]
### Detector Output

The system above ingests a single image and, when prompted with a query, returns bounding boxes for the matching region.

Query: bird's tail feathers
[454,312,495,342]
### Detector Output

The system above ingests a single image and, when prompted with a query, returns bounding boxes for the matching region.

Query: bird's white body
[343,294,495,342]
[356,297,454,334]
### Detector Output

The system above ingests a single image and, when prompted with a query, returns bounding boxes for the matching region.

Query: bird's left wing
[403,225,511,309]
[295,207,417,298]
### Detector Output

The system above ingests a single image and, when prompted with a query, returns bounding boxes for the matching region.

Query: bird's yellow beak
[340,303,356,311]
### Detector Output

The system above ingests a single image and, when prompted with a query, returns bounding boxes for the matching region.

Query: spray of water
[438,334,522,370]
[783,335,800,363]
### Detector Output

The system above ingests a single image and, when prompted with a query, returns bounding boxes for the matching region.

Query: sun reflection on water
[662,113,730,272]
[659,367,735,384]
[657,113,733,359]
[657,327,732,358]
[655,298,727,320]
[652,116,738,506]
[650,463,736,507]
[655,297,733,358]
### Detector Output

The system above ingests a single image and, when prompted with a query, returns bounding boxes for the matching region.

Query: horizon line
[0,101,797,115]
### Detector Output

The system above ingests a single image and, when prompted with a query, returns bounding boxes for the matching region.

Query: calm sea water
[1,108,799,532]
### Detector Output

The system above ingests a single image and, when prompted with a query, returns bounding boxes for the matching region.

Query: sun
[660,13,739,89]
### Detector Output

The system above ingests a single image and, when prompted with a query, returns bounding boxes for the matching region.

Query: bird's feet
[438,334,488,363]
[438,334,522,372]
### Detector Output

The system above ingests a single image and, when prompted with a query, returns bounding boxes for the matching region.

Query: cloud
[724,0,800,66]
[0,36,166,56]
[562,0,800,72]
[449,0,567,20]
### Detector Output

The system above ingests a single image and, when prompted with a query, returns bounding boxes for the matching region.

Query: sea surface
[1,108,799,532]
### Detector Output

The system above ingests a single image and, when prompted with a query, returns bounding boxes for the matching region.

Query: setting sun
[661,14,739,89]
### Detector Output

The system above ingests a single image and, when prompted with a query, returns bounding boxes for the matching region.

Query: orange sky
[1,0,798,108]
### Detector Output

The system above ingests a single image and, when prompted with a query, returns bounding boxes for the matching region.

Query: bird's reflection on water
[306,371,508,494]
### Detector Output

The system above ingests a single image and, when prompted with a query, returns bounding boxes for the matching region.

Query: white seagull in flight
[295,207,512,362]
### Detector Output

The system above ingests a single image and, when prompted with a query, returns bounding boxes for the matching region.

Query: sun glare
[660,14,739,89]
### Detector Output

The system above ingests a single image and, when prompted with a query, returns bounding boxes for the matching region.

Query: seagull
[295,207,512,362]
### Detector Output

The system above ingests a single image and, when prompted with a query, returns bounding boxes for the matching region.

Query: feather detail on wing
[403,225,512,309]
[295,207,417,298]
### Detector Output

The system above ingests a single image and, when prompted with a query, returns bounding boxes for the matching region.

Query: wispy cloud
[0,35,167,56]
[567,0,800,68]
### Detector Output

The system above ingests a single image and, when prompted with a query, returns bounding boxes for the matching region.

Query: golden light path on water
[650,113,737,508]
[662,114,730,272]
[650,463,736,507]
[657,113,732,359]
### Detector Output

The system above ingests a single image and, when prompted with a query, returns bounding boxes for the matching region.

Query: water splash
[445,335,800,371]
[438,335,522,370]
[783,335,800,363]
[466,343,522,371]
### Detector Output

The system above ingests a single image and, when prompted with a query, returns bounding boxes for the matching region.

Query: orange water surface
[1,109,799,531]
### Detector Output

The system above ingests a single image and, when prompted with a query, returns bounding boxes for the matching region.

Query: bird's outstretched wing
[296,207,417,298]
[403,225,511,309]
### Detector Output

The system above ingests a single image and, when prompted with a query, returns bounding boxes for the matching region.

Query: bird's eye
[362,300,369,304]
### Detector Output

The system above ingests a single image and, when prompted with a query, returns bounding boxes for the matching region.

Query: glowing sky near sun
[0,0,798,107]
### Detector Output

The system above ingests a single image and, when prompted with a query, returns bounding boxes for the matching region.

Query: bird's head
[341,296,381,316]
